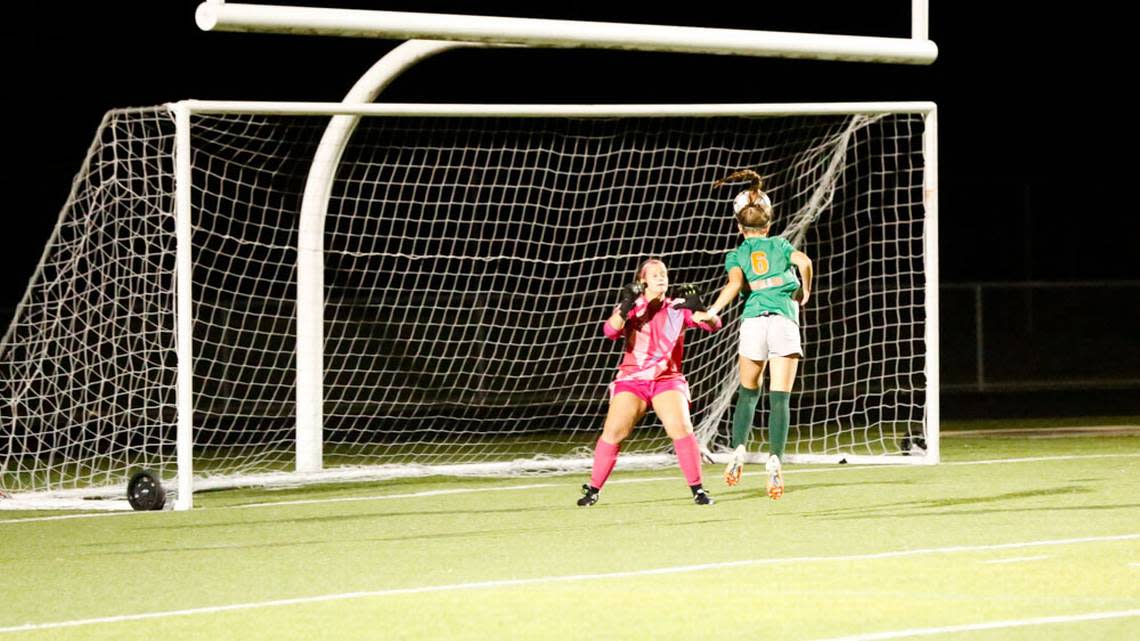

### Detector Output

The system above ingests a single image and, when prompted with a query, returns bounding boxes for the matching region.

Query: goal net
[0,102,935,507]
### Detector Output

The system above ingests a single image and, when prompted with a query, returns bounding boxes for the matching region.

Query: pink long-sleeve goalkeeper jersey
[602,296,722,383]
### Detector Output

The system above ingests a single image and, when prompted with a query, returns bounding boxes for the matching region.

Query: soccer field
[2,426,1138,640]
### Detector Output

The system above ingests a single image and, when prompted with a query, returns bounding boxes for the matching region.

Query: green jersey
[724,236,801,324]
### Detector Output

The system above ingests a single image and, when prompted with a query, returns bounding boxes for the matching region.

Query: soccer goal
[0,98,938,510]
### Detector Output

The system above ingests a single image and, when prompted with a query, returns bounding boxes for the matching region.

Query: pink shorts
[609,378,691,403]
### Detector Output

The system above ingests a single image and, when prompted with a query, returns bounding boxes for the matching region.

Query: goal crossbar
[195,3,938,65]
[178,100,938,117]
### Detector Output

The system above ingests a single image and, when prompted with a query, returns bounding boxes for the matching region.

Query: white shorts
[738,314,803,360]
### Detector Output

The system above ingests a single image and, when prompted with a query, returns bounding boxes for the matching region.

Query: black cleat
[577,484,600,506]
[692,487,714,505]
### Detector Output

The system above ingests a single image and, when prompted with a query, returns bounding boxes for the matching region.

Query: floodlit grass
[1,426,1138,640]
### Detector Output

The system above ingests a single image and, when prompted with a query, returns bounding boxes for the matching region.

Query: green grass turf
[1,431,1137,640]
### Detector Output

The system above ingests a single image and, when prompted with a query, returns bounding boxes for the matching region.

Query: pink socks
[673,434,703,486]
[589,438,621,489]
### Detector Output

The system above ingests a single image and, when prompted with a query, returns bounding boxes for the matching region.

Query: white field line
[805,609,1140,641]
[980,555,1050,564]
[941,453,1140,466]
[0,510,139,525]
[1,533,1137,634]
[943,426,1140,438]
[3,451,1139,524]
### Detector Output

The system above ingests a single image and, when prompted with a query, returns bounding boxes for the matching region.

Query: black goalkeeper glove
[616,282,644,318]
[668,284,707,312]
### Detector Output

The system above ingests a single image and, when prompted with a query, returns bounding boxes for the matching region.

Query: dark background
[1,2,1134,417]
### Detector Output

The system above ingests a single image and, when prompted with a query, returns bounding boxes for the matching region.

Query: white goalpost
[0,4,938,510]
[0,99,938,510]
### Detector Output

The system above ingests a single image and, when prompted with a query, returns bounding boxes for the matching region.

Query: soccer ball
[126,469,167,511]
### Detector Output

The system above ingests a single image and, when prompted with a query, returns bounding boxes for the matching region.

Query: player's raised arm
[790,251,813,307]
[701,267,745,323]
[669,284,723,332]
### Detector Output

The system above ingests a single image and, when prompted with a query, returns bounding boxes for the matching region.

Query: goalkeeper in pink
[577,258,723,507]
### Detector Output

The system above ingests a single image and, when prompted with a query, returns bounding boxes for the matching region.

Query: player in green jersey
[695,170,814,499]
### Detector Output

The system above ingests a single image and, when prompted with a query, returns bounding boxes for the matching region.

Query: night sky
[0,1,1130,321]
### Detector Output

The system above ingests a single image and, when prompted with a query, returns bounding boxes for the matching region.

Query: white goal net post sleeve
[0,100,938,509]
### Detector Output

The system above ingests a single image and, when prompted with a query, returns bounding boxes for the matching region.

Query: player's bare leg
[654,390,713,505]
[579,392,644,506]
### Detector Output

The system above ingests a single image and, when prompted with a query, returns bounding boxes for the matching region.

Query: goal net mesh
[0,106,929,501]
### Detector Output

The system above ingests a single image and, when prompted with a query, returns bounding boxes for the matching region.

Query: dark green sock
[768,391,791,458]
[730,385,760,448]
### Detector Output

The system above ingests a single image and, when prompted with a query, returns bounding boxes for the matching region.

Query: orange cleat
[765,455,783,500]
[724,445,745,487]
